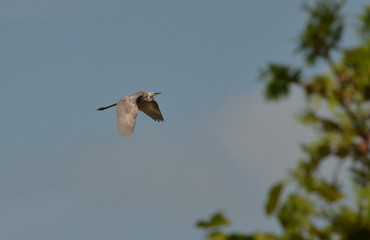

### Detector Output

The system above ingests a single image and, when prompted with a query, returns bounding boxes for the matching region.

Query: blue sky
[1,1,369,239]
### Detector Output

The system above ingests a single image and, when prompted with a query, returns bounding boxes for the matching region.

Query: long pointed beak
[154,92,161,95]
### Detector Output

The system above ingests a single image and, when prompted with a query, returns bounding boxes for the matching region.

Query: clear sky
[1,1,368,239]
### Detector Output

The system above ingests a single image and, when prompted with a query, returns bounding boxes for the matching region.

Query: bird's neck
[137,95,153,103]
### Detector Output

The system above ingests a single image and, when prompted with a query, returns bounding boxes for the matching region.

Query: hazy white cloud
[205,90,314,180]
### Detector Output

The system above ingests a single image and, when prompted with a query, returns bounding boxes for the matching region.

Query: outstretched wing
[116,97,139,136]
[137,101,164,122]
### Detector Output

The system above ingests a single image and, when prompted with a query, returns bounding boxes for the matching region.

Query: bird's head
[145,92,161,101]
[148,92,161,97]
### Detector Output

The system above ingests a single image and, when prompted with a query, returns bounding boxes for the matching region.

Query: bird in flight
[97,91,164,137]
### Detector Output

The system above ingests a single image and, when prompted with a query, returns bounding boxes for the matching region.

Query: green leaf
[278,194,314,231]
[196,211,230,229]
[314,180,343,202]
[265,181,285,215]
[208,212,230,227]
[259,64,301,101]
[196,220,210,228]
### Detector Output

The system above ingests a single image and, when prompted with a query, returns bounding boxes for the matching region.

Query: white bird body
[97,91,164,136]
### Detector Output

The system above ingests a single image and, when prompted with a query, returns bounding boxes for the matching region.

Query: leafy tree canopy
[196,1,370,239]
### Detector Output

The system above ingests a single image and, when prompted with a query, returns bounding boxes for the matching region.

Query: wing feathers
[116,98,138,136]
[137,101,164,122]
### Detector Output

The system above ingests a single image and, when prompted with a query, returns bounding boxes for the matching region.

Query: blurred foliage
[358,5,370,40]
[196,0,370,239]
[196,211,230,229]
[196,212,230,240]
[265,181,285,215]
[260,64,301,101]
[298,0,345,65]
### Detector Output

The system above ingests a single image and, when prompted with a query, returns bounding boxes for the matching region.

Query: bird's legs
[97,103,117,111]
